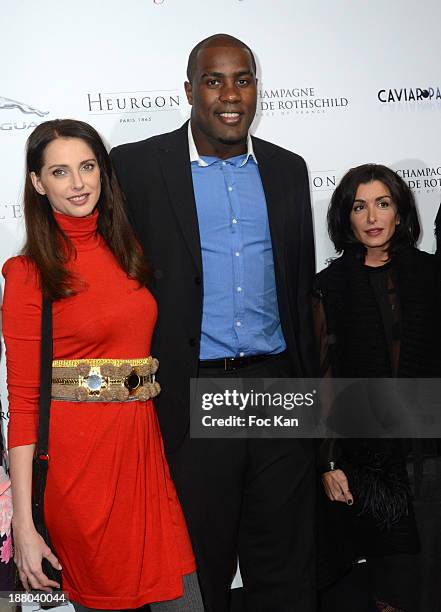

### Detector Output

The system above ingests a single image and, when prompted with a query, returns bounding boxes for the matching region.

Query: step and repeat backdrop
[1,0,441,603]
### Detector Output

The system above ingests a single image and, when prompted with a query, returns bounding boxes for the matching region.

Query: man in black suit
[111,34,317,612]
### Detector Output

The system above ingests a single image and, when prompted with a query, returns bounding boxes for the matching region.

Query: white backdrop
[1,0,441,606]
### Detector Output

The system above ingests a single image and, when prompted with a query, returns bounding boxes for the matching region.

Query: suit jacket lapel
[157,123,202,274]
[252,138,287,276]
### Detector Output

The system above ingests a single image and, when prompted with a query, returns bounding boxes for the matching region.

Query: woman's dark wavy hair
[22,119,149,300]
[327,163,420,256]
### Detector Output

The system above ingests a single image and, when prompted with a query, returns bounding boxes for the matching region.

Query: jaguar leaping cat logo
[0,96,49,117]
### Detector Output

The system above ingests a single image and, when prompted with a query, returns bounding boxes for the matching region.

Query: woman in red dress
[2,119,204,611]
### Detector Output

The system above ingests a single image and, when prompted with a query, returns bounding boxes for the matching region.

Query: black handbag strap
[34,298,52,494]
[32,298,63,592]
[36,298,53,459]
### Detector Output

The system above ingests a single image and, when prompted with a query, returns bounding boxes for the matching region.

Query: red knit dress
[2,210,195,609]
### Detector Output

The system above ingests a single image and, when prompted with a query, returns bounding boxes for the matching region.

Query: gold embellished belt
[51,357,160,402]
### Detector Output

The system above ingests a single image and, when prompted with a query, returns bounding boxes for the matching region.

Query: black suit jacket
[111,122,318,450]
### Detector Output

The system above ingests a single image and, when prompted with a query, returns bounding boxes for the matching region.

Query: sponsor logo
[0,121,40,132]
[0,203,23,221]
[310,167,441,196]
[87,90,181,125]
[311,171,338,191]
[0,96,48,117]
[378,86,441,105]
[0,95,49,132]
[257,87,349,117]
[396,166,441,192]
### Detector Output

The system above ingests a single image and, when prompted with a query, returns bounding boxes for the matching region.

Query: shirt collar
[188,121,257,167]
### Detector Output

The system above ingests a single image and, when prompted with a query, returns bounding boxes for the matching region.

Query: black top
[314,247,441,379]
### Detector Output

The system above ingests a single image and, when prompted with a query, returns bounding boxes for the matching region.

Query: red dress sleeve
[2,257,42,448]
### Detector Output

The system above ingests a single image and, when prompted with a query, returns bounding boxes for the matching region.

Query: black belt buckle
[224,357,244,371]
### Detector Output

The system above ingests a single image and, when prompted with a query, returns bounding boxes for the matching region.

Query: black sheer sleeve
[312,283,342,472]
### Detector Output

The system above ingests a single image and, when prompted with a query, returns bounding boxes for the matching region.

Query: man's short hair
[186,33,257,82]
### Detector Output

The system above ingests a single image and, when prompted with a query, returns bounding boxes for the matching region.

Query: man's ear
[30,171,46,195]
[184,81,193,105]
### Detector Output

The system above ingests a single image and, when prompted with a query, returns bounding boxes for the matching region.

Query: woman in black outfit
[314,164,441,612]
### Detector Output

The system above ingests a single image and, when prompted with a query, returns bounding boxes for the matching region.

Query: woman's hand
[13,522,62,591]
[9,445,61,591]
[322,468,354,505]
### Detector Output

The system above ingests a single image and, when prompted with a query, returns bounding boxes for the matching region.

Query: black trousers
[166,353,316,612]
[319,554,419,612]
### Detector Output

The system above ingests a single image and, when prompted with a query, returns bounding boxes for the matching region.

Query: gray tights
[71,572,204,612]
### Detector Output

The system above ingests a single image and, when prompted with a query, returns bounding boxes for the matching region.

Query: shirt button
[232,218,237,224]
[228,186,233,192]
[237,286,242,292]
[236,321,241,327]
[222,161,227,166]
[239,352,245,357]
[235,251,240,257]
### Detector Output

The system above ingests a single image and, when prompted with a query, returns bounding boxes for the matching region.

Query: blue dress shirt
[189,124,286,359]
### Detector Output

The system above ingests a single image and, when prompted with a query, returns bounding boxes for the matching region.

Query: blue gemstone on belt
[85,374,103,391]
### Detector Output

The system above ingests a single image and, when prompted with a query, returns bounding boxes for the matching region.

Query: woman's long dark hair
[23,119,149,300]
[327,163,420,256]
